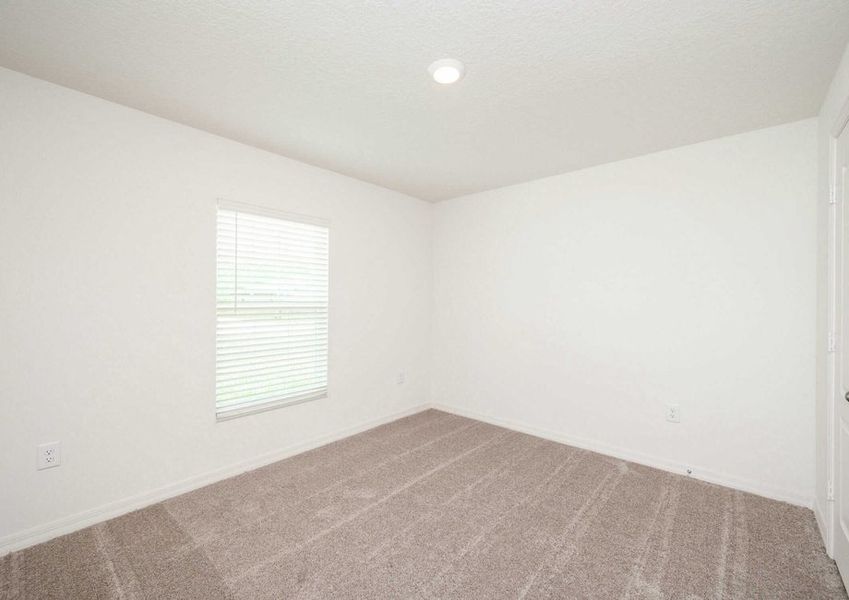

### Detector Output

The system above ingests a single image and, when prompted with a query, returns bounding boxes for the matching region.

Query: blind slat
[216,377,327,399]
[217,351,327,370]
[217,384,326,409]
[216,337,328,353]
[217,355,328,378]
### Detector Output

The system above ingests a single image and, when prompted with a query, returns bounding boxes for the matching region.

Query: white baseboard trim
[0,403,430,556]
[430,403,814,509]
[814,498,833,557]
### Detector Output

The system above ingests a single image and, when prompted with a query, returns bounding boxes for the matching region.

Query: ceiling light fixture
[428,58,465,85]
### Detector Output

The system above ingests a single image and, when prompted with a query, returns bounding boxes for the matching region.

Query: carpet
[1,409,845,599]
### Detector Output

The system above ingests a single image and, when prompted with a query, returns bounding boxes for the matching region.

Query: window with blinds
[216,202,329,420]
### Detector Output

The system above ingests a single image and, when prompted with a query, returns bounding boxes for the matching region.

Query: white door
[837,121,849,587]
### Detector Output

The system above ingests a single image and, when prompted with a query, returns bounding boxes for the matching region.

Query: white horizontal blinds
[216,204,329,419]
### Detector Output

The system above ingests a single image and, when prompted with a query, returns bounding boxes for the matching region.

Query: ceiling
[1,1,848,202]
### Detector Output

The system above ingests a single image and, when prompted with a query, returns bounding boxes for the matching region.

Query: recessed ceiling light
[428,58,465,85]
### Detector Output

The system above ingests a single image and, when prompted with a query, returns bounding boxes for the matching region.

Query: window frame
[215,199,330,422]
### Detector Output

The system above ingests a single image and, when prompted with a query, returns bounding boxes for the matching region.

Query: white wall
[816,41,849,551]
[433,120,818,505]
[0,67,432,549]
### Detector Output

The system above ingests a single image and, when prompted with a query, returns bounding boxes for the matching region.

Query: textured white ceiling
[1,1,848,201]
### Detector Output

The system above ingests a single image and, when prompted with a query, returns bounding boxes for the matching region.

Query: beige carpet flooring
[1,409,845,599]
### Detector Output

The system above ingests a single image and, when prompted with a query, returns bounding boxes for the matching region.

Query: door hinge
[828,331,838,353]
[830,187,838,205]
[827,479,835,501]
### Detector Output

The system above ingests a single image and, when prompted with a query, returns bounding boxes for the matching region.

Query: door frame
[825,94,849,558]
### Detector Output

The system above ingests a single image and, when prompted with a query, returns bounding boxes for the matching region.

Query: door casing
[824,94,849,585]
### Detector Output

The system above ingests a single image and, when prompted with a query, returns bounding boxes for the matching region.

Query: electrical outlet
[665,404,680,423]
[37,441,61,470]
[396,372,406,385]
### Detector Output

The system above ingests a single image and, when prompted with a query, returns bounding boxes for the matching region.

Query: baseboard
[814,498,833,557]
[430,403,814,509]
[0,403,430,556]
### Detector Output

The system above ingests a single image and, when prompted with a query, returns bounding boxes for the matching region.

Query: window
[216,202,329,420]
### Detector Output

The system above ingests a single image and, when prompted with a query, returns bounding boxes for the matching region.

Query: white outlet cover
[37,441,61,470]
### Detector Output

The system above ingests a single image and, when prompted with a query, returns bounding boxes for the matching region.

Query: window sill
[215,391,326,422]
